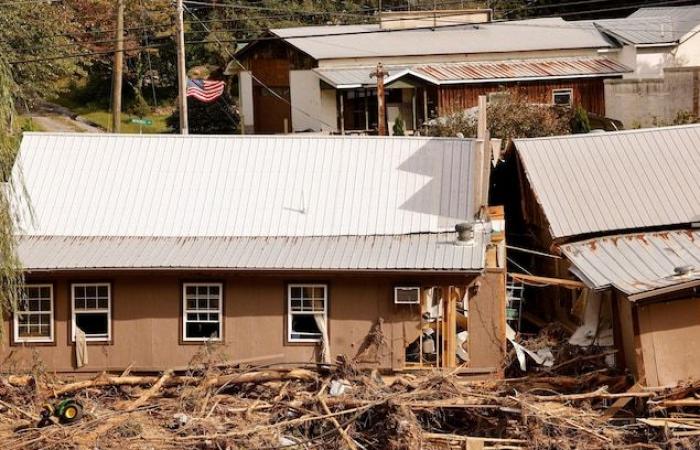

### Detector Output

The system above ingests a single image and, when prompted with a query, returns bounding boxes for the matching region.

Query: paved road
[26,101,103,133]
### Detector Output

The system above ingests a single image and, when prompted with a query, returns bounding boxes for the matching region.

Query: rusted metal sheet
[17,233,486,271]
[414,57,630,83]
[562,230,700,295]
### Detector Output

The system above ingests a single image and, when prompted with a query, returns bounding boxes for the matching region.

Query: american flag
[186,79,225,102]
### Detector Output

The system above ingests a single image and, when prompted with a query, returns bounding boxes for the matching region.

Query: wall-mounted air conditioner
[394,287,420,304]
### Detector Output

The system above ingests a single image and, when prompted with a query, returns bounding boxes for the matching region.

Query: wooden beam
[444,286,457,368]
[509,272,586,289]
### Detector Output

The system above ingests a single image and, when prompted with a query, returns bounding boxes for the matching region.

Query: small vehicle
[38,399,83,427]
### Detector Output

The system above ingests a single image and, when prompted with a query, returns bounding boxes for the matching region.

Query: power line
[183,4,338,130]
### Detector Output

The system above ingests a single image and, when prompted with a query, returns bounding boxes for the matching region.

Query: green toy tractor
[38,399,83,427]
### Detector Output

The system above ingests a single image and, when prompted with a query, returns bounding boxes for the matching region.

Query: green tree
[0,2,83,101]
[166,95,239,134]
[0,57,23,338]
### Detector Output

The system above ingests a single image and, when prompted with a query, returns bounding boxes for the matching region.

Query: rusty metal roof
[412,56,630,83]
[562,229,700,297]
[513,124,700,240]
[314,57,629,89]
[17,233,486,272]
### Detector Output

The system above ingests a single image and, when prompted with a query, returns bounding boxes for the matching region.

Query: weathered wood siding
[437,78,607,115]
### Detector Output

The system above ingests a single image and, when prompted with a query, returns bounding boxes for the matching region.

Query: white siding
[289,70,325,132]
[238,71,254,133]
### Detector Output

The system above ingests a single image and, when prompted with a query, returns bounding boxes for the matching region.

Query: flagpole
[176,0,188,135]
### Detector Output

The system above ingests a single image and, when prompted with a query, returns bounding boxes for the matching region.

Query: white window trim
[71,282,112,342]
[394,286,421,304]
[287,283,328,343]
[14,284,54,344]
[552,88,573,106]
[182,282,223,342]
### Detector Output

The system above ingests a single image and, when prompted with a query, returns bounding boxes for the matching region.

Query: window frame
[71,282,112,343]
[13,284,54,344]
[552,88,573,106]
[287,283,328,344]
[182,282,224,343]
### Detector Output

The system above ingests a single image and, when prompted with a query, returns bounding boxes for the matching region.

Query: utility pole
[176,0,189,134]
[370,63,389,136]
[111,0,124,133]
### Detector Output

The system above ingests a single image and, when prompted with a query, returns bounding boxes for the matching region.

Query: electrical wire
[183,3,338,130]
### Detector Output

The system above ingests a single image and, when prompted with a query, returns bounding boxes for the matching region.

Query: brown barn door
[251,58,292,134]
[253,85,292,134]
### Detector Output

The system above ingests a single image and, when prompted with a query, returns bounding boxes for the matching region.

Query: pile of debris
[1,346,699,449]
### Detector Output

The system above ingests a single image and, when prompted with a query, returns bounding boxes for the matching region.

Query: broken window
[14,284,54,343]
[288,284,327,342]
[72,283,111,342]
[183,283,222,341]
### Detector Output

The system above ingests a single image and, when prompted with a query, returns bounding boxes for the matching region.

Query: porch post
[444,285,457,368]
[412,88,417,130]
[423,89,429,123]
[339,91,345,135]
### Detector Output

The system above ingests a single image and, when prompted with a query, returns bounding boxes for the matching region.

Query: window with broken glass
[287,284,327,343]
[72,283,111,342]
[183,283,222,341]
[14,285,54,343]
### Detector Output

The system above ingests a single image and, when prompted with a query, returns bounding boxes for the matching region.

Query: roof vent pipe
[674,265,695,277]
[455,222,474,246]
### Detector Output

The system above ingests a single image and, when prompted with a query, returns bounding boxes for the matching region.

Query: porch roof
[314,56,630,89]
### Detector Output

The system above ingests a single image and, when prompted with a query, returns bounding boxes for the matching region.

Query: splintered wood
[2,358,700,449]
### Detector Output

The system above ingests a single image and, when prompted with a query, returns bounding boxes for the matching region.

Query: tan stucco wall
[637,296,700,387]
[2,271,503,374]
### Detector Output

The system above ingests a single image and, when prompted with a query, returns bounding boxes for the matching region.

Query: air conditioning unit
[394,287,420,304]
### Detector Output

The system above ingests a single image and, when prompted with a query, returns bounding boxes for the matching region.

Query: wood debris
[1,345,700,449]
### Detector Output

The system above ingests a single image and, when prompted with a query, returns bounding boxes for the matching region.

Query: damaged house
[3,133,506,375]
[510,124,700,386]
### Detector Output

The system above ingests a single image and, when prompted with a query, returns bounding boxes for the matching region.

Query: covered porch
[315,66,438,134]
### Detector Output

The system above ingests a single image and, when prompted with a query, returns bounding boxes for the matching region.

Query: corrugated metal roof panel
[11,133,477,237]
[562,229,700,295]
[513,125,700,240]
[594,6,700,44]
[269,18,611,60]
[17,233,485,271]
[315,57,629,88]
[413,57,630,82]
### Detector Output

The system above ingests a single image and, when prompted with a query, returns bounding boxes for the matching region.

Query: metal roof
[17,233,485,272]
[413,57,629,83]
[315,57,629,88]
[268,18,612,61]
[562,229,700,296]
[513,124,700,240]
[11,133,477,237]
[594,6,700,45]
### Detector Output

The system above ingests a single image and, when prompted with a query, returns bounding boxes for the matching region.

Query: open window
[14,284,54,343]
[552,88,573,106]
[183,283,223,342]
[71,283,111,342]
[288,284,327,343]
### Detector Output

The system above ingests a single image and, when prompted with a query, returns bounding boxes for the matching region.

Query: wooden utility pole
[176,0,189,134]
[370,63,389,136]
[111,0,124,133]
